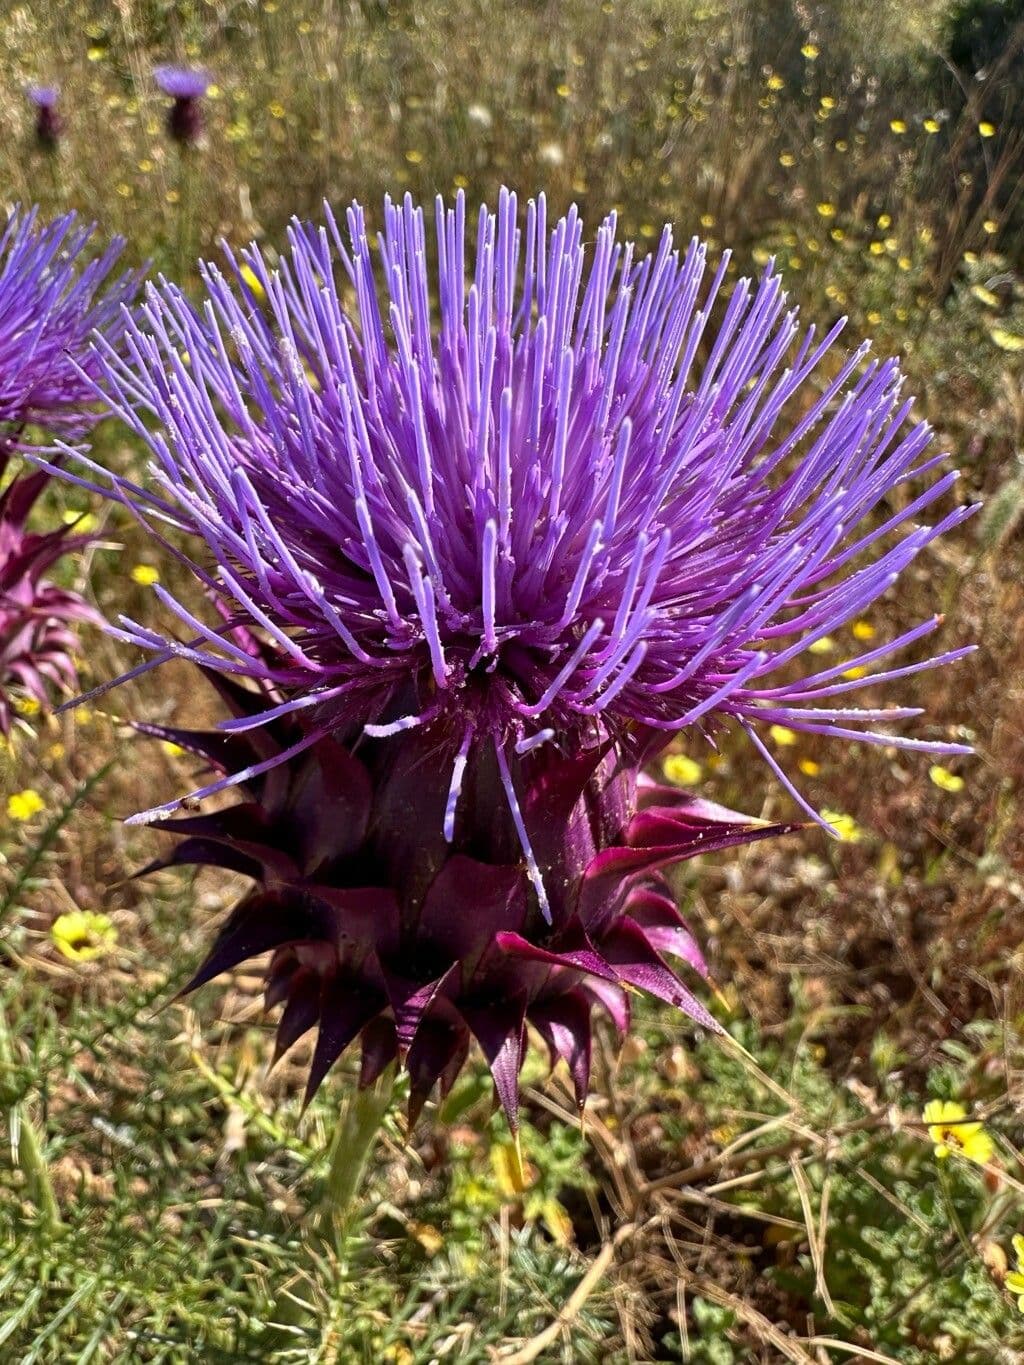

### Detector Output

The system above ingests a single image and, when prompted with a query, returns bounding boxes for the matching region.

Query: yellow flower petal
[991,327,1024,352]
[51,910,117,962]
[769,725,798,746]
[7,789,44,821]
[924,1099,966,1125]
[821,809,862,843]
[131,564,160,586]
[663,754,703,786]
[929,765,964,793]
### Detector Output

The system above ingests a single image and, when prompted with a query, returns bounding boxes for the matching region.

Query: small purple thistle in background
[153,65,211,145]
[56,189,975,1128]
[25,85,63,150]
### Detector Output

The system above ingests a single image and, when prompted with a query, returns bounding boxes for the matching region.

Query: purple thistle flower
[0,207,141,446]
[153,65,211,145]
[57,189,973,1124]
[25,85,63,149]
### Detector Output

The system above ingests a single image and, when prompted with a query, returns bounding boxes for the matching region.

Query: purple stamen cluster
[57,189,972,1122]
[0,207,140,444]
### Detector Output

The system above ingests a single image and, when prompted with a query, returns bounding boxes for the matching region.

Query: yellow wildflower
[663,754,703,786]
[240,264,265,299]
[1006,1236,1024,1312]
[822,809,862,843]
[991,327,1024,352]
[816,202,836,218]
[8,789,44,821]
[13,696,40,717]
[131,564,160,586]
[852,620,876,641]
[970,284,1000,308]
[801,43,819,59]
[923,1099,994,1164]
[769,725,797,747]
[778,152,796,167]
[405,149,423,164]
[51,910,117,962]
[555,83,571,98]
[842,665,869,680]
[890,119,907,134]
[923,118,940,135]
[929,765,964,794]
[766,74,784,91]
[808,636,834,655]
[798,758,820,777]
[983,219,999,234]
[978,122,996,138]
[819,95,835,110]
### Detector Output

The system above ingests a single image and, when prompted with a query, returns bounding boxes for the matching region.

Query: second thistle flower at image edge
[53,189,975,1126]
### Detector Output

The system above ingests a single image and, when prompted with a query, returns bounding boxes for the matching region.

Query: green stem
[16,1104,65,1237]
[175,147,197,285]
[1,1002,63,1237]
[266,1067,396,1345]
[318,1063,396,1254]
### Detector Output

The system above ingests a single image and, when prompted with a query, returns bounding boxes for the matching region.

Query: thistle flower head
[0,207,140,444]
[153,66,211,144]
[25,85,62,148]
[60,189,973,1122]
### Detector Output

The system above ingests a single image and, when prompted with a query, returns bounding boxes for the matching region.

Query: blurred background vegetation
[1,0,1023,1360]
